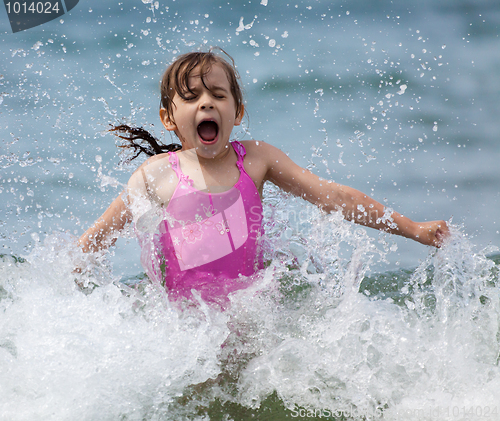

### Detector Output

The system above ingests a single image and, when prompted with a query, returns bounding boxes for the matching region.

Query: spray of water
[1,185,499,420]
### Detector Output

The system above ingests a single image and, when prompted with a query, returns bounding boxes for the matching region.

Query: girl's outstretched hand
[413,220,450,247]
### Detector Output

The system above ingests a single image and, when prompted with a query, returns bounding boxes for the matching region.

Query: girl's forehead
[186,63,231,87]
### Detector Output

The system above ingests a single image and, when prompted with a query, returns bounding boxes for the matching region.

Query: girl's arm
[257,142,449,247]
[77,156,158,253]
[78,192,132,253]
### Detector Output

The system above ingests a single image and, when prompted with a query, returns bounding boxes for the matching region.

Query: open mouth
[197,120,219,144]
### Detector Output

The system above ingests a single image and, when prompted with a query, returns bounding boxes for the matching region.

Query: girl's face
[160,63,244,160]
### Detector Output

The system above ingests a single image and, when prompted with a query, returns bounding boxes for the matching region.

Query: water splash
[0,234,230,420]
[1,193,499,421]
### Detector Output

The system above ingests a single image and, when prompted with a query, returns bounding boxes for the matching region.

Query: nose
[199,92,214,110]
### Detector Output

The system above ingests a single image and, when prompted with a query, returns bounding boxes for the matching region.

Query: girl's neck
[181,142,234,168]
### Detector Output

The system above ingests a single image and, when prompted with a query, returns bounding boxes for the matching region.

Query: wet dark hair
[110,47,243,161]
[111,125,182,162]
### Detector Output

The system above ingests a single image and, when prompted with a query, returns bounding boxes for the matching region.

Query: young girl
[78,48,449,304]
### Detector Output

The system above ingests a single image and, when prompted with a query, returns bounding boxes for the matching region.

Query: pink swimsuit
[141,141,263,305]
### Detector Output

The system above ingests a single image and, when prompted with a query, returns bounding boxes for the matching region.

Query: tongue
[198,121,218,142]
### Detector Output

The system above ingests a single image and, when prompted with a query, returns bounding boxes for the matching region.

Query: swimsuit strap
[168,152,182,178]
[168,152,193,186]
[231,141,246,171]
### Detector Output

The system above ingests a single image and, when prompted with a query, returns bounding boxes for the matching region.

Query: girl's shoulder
[237,139,263,149]
[141,151,172,167]
[238,140,285,164]
[236,140,288,188]
[238,139,274,154]
[128,153,173,191]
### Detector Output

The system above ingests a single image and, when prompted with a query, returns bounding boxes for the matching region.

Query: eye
[211,90,226,99]
[180,87,199,101]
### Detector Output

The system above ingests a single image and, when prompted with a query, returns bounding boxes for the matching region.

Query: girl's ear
[234,104,245,126]
[160,108,177,131]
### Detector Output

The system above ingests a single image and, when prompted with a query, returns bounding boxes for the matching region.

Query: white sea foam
[1,197,499,420]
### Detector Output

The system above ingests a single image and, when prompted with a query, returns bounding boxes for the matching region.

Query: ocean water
[1,0,500,419]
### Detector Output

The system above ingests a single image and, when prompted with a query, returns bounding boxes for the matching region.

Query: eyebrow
[187,82,229,94]
[208,84,229,93]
